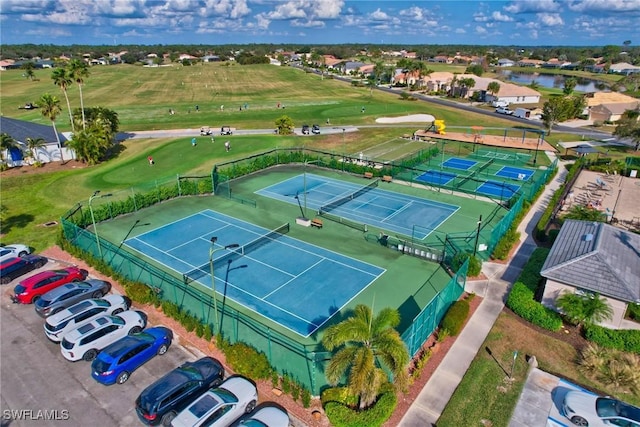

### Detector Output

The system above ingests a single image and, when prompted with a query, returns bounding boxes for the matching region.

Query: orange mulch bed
[41,246,482,426]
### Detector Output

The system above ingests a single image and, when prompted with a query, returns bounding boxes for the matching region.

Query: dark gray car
[34,279,111,318]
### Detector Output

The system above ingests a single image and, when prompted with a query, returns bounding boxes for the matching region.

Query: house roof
[455,74,541,97]
[540,219,640,303]
[585,91,639,107]
[591,101,640,115]
[0,116,67,146]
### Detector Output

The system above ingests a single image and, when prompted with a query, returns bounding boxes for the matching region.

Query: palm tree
[51,67,75,132]
[25,137,46,163]
[0,133,19,163]
[322,304,409,410]
[39,93,64,162]
[487,81,501,102]
[67,59,90,130]
[556,292,613,329]
[21,61,36,80]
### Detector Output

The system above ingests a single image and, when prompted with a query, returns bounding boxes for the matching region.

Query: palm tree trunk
[62,90,75,133]
[78,84,86,130]
[51,120,65,163]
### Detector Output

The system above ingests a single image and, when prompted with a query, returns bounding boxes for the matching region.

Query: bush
[506,282,562,331]
[492,227,520,260]
[322,385,396,427]
[627,303,640,321]
[225,342,273,379]
[451,252,481,276]
[441,299,470,336]
[584,324,640,354]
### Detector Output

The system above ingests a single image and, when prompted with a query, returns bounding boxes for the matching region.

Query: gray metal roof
[0,116,67,146]
[540,219,640,302]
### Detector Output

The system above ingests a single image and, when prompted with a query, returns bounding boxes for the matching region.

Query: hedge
[506,282,562,331]
[583,324,640,354]
[441,299,470,336]
[322,385,397,427]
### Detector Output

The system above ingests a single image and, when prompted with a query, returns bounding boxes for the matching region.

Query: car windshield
[240,420,267,427]
[92,358,111,373]
[14,285,26,293]
[36,297,52,306]
[189,394,219,418]
[213,388,238,404]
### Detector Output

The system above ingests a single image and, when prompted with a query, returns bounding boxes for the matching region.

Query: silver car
[34,279,112,318]
[562,390,640,426]
[238,406,290,427]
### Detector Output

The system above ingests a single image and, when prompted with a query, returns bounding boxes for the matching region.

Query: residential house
[497,58,515,67]
[429,55,453,64]
[0,116,73,166]
[584,92,640,121]
[517,59,544,68]
[609,62,640,75]
[420,71,455,92]
[541,58,572,69]
[341,61,366,75]
[202,55,221,62]
[454,74,541,105]
[540,219,640,330]
[358,64,375,78]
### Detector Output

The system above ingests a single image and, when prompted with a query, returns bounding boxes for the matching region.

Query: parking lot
[0,260,203,427]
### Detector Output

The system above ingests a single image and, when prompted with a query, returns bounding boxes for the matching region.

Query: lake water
[498,70,607,93]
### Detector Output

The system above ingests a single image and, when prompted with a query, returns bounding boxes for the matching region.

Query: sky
[0,0,638,47]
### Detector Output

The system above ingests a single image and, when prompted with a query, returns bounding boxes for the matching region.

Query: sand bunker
[375,114,435,123]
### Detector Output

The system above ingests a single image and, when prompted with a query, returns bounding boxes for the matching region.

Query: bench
[311,218,323,229]
[364,172,374,179]
[382,175,392,183]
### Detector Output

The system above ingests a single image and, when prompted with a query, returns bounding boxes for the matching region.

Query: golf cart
[301,124,310,135]
[221,126,233,136]
[311,124,320,135]
[200,126,212,136]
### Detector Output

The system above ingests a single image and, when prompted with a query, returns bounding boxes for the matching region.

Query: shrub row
[583,324,640,354]
[517,247,550,292]
[451,252,481,277]
[492,227,521,260]
[441,299,470,336]
[321,385,396,427]
[506,282,562,331]
[535,160,581,242]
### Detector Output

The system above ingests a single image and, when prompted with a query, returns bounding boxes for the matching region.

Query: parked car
[0,255,48,285]
[311,124,321,135]
[495,106,513,115]
[221,126,233,136]
[301,124,310,135]
[491,100,509,108]
[562,390,640,427]
[170,376,258,427]
[44,294,131,343]
[11,266,88,304]
[0,243,31,262]
[34,279,112,318]
[60,310,147,362]
[91,326,173,385]
[238,406,290,427]
[135,356,225,426]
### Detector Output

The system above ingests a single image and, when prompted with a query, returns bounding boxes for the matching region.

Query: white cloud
[473,12,489,22]
[369,8,389,21]
[491,11,513,22]
[567,0,640,13]
[291,18,325,28]
[538,12,564,26]
[504,0,562,13]
[475,25,488,35]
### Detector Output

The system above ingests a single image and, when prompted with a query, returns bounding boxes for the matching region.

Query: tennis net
[183,223,290,283]
[318,179,379,215]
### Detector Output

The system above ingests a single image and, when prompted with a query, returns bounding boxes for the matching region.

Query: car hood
[565,391,598,418]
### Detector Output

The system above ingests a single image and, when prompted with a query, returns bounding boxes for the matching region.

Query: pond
[498,70,609,93]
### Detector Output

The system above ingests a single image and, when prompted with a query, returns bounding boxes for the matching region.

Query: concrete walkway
[399,153,569,426]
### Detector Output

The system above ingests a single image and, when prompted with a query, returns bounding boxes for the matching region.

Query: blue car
[91,326,173,385]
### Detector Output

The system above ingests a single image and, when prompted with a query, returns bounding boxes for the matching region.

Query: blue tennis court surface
[441,157,477,170]
[495,166,534,181]
[255,174,459,239]
[477,180,521,198]
[124,210,384,337]
[416,170,456,186]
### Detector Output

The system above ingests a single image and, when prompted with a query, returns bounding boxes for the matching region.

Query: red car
[12,267,88,304]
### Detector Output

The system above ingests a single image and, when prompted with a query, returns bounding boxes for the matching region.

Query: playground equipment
[434,119,446,135]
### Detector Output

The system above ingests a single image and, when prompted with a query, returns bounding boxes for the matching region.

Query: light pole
[342,128,346,170]
[88,190,111,259]
[209,237,239,335]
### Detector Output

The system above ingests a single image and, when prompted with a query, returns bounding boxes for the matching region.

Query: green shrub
[281,374,292,394]
[492,227,520,260]
[584,324,640,354]
[516,247,550,292]
[225,342,273,379]
[627,303,640,321]
[451,252,481,276]
[441,299,469,336]
[506,282,562,331]
[322,385,396,427]
[301,386,312,408]
[203,324,213,342]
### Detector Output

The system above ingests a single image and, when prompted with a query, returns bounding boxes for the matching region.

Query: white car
[44,294,131,343]
[562,390,640,427]
[238,406,290,427]
[0,244,31,262]
[171,376,258,427]
[495,106,513,115]
[60,310,147,362]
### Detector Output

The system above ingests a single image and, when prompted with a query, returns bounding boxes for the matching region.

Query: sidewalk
[399,153,568,426]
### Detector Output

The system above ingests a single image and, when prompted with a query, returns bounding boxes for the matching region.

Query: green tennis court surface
[124,210,385,336]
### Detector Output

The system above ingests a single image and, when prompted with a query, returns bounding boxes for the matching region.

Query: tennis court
[495,166,535,181]
[442,157,477,170]
[476,180,521,198]
[255,174,459,239]
[124,210,385,337]
[416,170,457,186]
